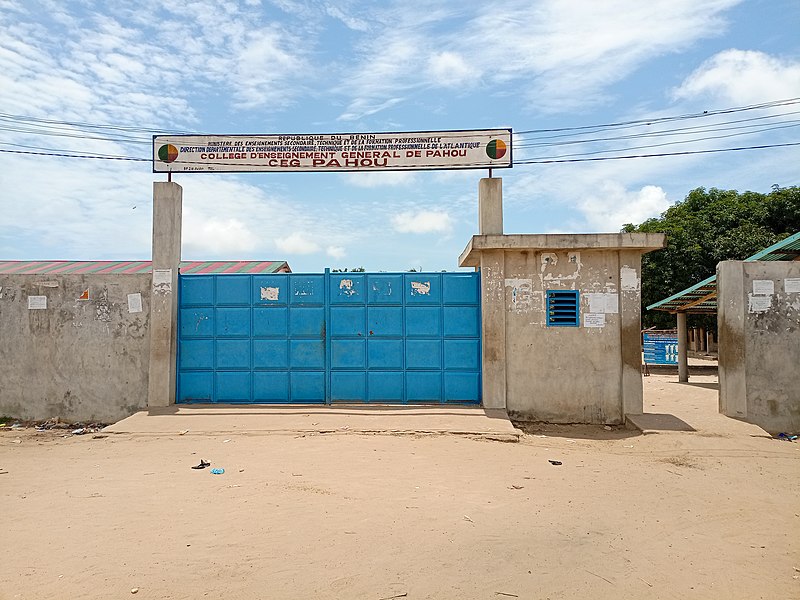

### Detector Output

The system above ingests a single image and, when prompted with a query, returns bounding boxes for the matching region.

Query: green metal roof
[647,231,800,314]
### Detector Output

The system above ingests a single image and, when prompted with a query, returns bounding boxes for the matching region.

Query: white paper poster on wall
[752,279,774,295]
[27,295,47,309]
[604,293,619,314]
[587,293,604,313]
[153,269,172,285]
[584,313,606,328]
[748,293,771,313]
[587,293,619,314]
[152,269,173,294]
[620,267,640,291]
[785,278,800,293]
[127,293,143,313]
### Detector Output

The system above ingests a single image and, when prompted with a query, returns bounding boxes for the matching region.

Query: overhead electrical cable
[2,141,798,167]
[515,97,800,135]
[517,122,800,160]
[0,98,798,167]
[515,112,800,149]
[515,142,800,164]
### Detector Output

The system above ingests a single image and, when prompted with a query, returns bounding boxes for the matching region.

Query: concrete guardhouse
[460,178,665,424]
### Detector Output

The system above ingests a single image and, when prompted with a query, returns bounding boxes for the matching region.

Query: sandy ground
[1,375,798,600]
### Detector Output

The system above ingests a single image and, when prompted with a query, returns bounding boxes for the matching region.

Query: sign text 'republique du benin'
[153,129,512,173]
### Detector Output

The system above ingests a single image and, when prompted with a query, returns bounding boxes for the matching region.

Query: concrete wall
[718,260,800,433]
[0,274,151,422]
[501,249,643,424]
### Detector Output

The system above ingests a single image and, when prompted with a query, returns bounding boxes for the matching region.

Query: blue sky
[0,0,798,272]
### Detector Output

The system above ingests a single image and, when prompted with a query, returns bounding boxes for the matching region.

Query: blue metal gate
[177,270,481,404]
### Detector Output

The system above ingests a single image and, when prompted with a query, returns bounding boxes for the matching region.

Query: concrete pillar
[479,249,506,409]
[147,182,183,408]
[717,261,746,419]
[677,311,689,382]
[479,178,503,234]
[619,250,643,416]
[477,177,506,409]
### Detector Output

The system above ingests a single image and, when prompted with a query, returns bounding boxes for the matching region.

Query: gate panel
[177,270,481,404]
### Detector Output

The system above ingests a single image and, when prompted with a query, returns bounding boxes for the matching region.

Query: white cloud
[343,171,416,188]
[275,232,321,254]
[337,0,742,119]
[0,0,313,127]
[392,210,453,234]
[324,4,369,31]
[673,49,800,105]
[230,28,310,109]
[427,51,476,87]
[326,245,346,259]
[338,97,404,122]
[578,183,670,230]
[182,217,260,256]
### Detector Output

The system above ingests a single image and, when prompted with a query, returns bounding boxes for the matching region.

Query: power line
[1,98,799,154]
[1,97,799,168]
[0,124,151,144]
[519,122,800,160]
[0,148,149,161]
[515,111,800,148]
[0,112,189,135]
[2,141,798,168]
[515,97,800,135]
[515,142,800,164]
[0,141,145,159]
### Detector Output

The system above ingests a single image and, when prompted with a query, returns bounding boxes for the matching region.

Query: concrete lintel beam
[459,233,666,267]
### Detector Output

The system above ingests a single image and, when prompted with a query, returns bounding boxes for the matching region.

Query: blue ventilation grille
[546,290,579,327]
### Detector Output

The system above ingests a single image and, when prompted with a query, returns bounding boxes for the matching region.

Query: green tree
[623,185,800,328]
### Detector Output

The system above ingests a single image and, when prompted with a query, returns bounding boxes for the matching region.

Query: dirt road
[1,375,798,599]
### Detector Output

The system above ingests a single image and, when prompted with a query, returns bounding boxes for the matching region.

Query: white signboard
[153,129,512,173]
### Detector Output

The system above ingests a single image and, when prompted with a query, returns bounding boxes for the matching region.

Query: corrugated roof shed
[647,231,800,314]
[0,260,291,275]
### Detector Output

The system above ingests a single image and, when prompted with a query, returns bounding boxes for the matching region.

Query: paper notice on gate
[261,286,279,301]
